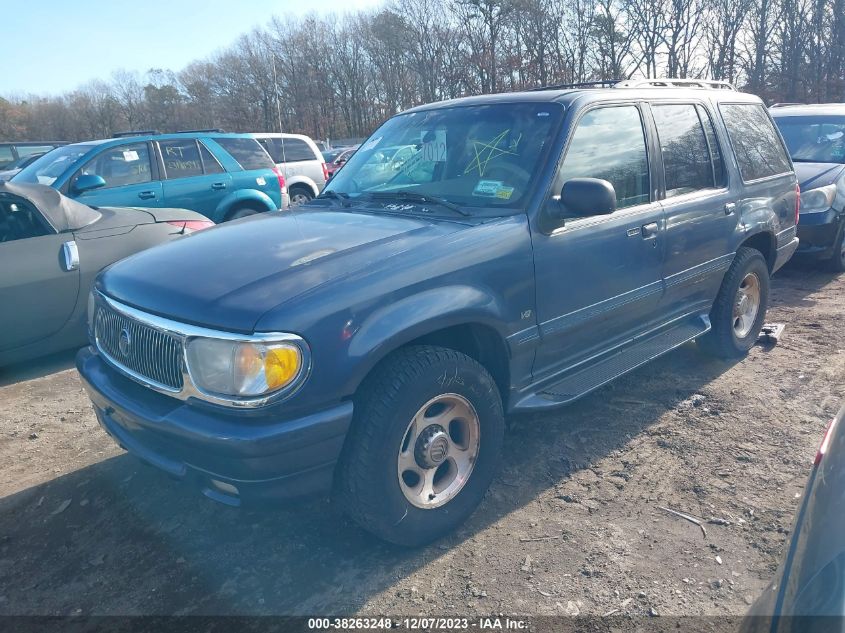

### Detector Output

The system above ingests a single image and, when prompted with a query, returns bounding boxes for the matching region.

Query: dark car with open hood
[771,104,845,271]
[0,182,213,366]
[77,79,799,546]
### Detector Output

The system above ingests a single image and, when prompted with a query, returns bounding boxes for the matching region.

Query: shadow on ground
[0,342,741,616]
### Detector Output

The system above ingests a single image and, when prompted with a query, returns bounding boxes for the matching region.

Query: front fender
[213,189,277,222]
[342,285,508,394]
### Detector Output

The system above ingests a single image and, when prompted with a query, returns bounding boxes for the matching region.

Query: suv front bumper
[76,346,353,506]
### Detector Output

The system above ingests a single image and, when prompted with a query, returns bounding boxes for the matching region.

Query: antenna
[272,55,289,190]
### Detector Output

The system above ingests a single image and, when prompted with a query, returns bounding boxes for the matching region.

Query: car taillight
[321,162,329,182]
[272,166,286,192]
[795,183,801,224]
[166,220,214,232]
[814,416,839,465]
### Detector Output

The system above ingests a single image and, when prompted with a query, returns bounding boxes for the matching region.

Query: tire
[226,206,261,221]
[826,221,845,273]
[336,345,505,547]
[289,186,313,206]
[699,246,770,358]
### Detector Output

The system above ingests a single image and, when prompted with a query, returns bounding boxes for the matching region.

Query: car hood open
[97,208,470,332]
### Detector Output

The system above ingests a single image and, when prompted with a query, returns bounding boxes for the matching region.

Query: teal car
[12,132,289,222]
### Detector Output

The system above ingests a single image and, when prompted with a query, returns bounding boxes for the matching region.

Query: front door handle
[211,182,227,190]
[61,241,79,271]
[138,191,156,200]
[641,222,659,239]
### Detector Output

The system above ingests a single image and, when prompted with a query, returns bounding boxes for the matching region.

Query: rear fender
[214,190,277,221]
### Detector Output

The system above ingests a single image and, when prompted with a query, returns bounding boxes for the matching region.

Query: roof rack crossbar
[614,78,736,91]
[530,80,621,91]
[174,128,227,134]
[112,130,161,138]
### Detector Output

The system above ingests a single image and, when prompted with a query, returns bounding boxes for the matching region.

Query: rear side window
[212,137,274,171]
[720,104,792,181]
[159,140,203,179]
[281,138,317,162]
[561,105,650,209]
[697,105,726,188]
[198,142,224,174]
[652,104,715,197]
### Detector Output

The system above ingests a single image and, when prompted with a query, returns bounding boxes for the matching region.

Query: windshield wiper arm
[315,190,352,206]
[366,191,471,216]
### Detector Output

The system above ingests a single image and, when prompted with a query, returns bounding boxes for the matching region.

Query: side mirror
[559,178,617,217]
[73,174,106,194]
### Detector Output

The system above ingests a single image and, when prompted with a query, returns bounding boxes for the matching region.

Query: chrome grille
[94,301,184,391]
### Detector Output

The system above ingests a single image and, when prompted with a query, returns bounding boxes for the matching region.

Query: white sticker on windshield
[421,130,447,162]
[122,150,140,162]
[360,136,383,151]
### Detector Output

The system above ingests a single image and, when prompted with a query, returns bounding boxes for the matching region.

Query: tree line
[1,0,842,143]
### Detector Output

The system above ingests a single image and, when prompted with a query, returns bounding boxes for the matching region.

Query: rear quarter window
[720,103,793,182]
[212,137,275,171]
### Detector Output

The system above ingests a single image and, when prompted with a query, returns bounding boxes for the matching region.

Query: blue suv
[78,80,798,547]
[12,131,288,222]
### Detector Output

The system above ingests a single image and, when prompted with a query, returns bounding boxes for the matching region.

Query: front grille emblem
[118,328,132,357]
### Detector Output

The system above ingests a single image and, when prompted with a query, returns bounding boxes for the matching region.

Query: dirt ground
[0,261,842,618]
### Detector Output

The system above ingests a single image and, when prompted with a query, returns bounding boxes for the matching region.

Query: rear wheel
[289,186,313,206]
[226,206,261,221]
[336,346,504,547]
[699,247,770,358]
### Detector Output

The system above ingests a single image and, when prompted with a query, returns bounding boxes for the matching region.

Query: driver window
[559,106,650,209]
[0,194,51,243]
[79,142,152,189]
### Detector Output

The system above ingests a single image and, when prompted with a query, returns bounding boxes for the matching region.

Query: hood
[794,162,845,190]
[97,208,470,332]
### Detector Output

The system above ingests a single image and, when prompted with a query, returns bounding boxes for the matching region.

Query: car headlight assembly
[800,183,837,214]
[185,337,306,401]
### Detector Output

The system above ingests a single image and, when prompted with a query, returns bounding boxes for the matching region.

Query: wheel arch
[739,230,777,272]
[215,189,276,221]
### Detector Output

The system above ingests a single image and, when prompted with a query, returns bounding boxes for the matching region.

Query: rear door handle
[211,182,227,190]
[138,191,156,200]
[641,222,659,239]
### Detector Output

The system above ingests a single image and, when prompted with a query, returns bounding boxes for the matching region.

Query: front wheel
[336,346,504,547]
[826,222,845,273]
[699,247,770,358]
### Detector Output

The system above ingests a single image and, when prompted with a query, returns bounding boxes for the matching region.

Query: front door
[532,104,665,380]
[0,193,79,351]
[72,141,163,208]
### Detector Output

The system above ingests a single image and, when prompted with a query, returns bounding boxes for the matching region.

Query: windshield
[325,103,563,211]
[13,144,95,185]
[774,115,845,164]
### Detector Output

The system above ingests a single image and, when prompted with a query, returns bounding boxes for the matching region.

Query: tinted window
[212,137,274,170]
[257,138,283,163]
[698,105,726,187]
[774,115,845,164]
[653,104,715,197]
[0,146,14,169]
[721,104,792,181]
[79,143,152,189]
[281,138,317,162]
[560,106,650,209]
[160,140,203,179]
[199,142,224,174]
[0,193,51,242]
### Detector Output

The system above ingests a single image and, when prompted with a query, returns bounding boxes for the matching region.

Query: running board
[515,315,710,410]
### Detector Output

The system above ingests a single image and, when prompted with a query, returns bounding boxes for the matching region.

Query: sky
[2,0,386,96]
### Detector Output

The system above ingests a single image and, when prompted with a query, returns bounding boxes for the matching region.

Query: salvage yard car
[771,104,845,271]
[76,80,799,546]
[0,182,212,366]
[252,133,327,205]
[11,131,288,222]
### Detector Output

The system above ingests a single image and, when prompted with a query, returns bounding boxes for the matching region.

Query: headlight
[185,337,304,398]
[800,183,837,213]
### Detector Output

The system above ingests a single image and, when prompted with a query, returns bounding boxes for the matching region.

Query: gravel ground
[0,262,842,617]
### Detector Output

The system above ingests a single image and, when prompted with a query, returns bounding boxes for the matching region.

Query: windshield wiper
[315,190,352,206]
[365,191,470,217]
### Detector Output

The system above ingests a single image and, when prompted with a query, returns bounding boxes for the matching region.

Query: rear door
[532,103,666,378]
[71,141,163,207]
[157,138,232,219]
[649,101,739,318]
[0,193,79,351]
[210,137,282,209]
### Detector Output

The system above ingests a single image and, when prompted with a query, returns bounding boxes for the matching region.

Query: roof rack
[174,128,226,134]
[112,130,160,138]
[615,78,736,90]
[769,102,804,108]
[530,80,621,91]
